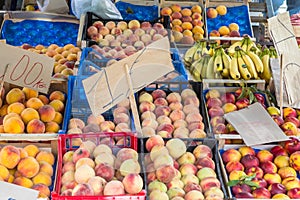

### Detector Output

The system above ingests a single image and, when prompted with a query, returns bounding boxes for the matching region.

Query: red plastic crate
[51,132,146,200]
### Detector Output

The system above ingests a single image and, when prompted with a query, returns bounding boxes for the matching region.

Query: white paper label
[0,181,39,200]
[224,103,289,146]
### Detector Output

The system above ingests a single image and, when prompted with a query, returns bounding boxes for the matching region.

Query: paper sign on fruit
[224,103,289,146]
[0,181,39,199]
[0,43,53,93]
[83,37,174,116]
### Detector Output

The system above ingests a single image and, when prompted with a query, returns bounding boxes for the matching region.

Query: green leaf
[249,91,255,104]
[227,180,240,187]
[243,180,260,188]
[244,173,256,181]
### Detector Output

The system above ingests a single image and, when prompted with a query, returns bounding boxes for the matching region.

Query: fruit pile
[20,43,80,78]
[267,106,300,136]
[0,87,65,134]
[184,36,277,82]
[205,87,267,135]
[138,88,207,138]
[87,19,168,59]
[221,138,300,199]
[160,4,205,44]
[145,136,225,199]
[0,144,55,198]
[59,140,143,196]
[66,98,132,137]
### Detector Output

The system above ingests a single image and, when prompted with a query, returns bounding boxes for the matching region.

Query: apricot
[17,157,40,178]
[160,7,172,16]
[207,8,218,19]
[32,171,52,186]
[181,8,192,17]
[0,145,20,169]
[20,108,40,124]
[49,91,65,102]
[219,26,230,36]
[191,5,202,13]
[192,25,204,35]
[32,183,51,197]
[53,112,63,124]
[216,5,227,15]
[0,164,10,180]
[36,151,55,165]
[13,176,33,188]
[0,104,8,116]
[49,99,64,112]
[181,22,193,30]
[45,121,60,133]
[26,97,44,110]
[23,144,40,157]
[22,87,38,100]
[38,105,56,122]
[183,30,193,37]
[38,95,49,105]
[39,161,53,176]
[3,117,25,133]
[6,88,25,104]
[229,23,239,31]
[27,119,45,133]
[7,102,25,114]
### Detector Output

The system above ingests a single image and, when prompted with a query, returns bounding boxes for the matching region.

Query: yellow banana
[221,49,231,70]
[237,55,251,80]
[213,50,223,73]
[241,51,258,79]
[241,38,249,52]
[261,53,272,83]
[247,51,264,74]
[228,40,243,56]
[190,58,204,81]
[206,55,216,79]
[229,53,241,80]
[200,54,211,79]
[184,44,198,67]
[222,68,230,78]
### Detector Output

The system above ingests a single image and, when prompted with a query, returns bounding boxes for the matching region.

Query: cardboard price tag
[0,43,53,93]
[224,103,289,146]
[0,181,39,200]
[83,37,174,116]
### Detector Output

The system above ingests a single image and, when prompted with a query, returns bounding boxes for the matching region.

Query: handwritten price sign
[0,43,53,93]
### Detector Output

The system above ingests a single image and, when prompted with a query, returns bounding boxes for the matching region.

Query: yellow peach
[23,144,40,157]
[26,97,44,110]
[21,108,40,124]
[36,151,55,165]
[7,102,25,114]
[22,87,38,100]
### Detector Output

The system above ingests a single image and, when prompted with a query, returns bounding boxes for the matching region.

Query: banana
[190,58,204,81]
[184,44,198,67]
[200,54,211,79]
[247,51,264,74]
[221,68,230,78]
[228,40,243,55]
[241,37,249,52]
[237,52,251,80]
[240,51,258,79]
[206,54,216,79]
[261,49,272,83]
[213,49,223,73]
[229,52,241,80]
[221,48,231,70]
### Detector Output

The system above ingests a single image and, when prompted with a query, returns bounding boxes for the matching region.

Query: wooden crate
[160,0,203,7]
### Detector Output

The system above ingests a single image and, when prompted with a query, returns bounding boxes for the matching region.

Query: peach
[181,8,192,17]
[195,157,215,170]
[116,148,138,162]
[95,163,114,182]
[62,151,74,163]
[38,105,55,122]
[225,161,244,173]
[200,177,220,192]
[197,167,217,181]
[3,117,24,133]
[274,155,289,168]
[122,173,143,194]
[0,145,20,169]
[0,164,9,180]
[154,106,171,117]
[160,7,172,16]
[93,144,112,158]
[36,151,55,165]
[179,163,197,176]
[73,148,90,163]
[172,19,182,26]
[76,157,95,169]
[75,164,95,184]
[278,166,297,179]
[18,148,28,159]
[146,135,164,152]
[149,190,169,200]
[115,122,130,132]
[0,104,8,117]
[156,115,172,125]
[13,176,33,188]
[167,179,184,189]
[184,190,204,200]
[185,112,202,124]
[177,152,195,165]
[241,154,259,169]
[32,171,52,186]
[52,112,63,124]
[157,123,174,135]
[62,161,75,174]
[289,151,300,170]
[273,193,290,199]
[282,176,300,190]
[216,5,227,15]
[264,173,282,185]
[221,148,241,163]
[26,119,45,133]
[148,180,167,192]
[207,8,218,19]
[37,95,49,105]
[6,88,25,104]
[193,145,212,160]
[183,105,199,115]
[173,119,187,129]
[72,183,94,196]
[80,140,96,156]
[7,102,25,114]
[169,102,183,111]
[238,146,256,157]
[26,97,44,110]
[167,187,185,199]
[166,138,186,159]
[32,183,50,197]
[128,20,140,30]
[45,121,60,133]
[103,180,125,195]
[17,157,40,178]
[154,154,173,169]
[156,165,176,183]
[83,123,101,133]
[169,110,185,122]
[154,98,168,107]
[117,21,128,31]
[22,87,38,100]
[61,170,75,185]
[20,108,40,124]
[120,159,140,176]
[87,114,105,125]
[150,145,169,161]
[189,129,206,138]
[95,152,115,167]
[87,176,106,195]
[181,173,199,185]
[23,144,39,157]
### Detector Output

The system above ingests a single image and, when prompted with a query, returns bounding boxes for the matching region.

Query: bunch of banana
[269,46,278,59]
[183,40,208,69]
[227,35,261,56]
[259,47,272,83]
[189,54,211,81]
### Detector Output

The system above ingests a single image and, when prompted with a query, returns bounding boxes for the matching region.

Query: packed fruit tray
[205,0,254,41]
[0,79,68,135]
[62,76,136,135]
[0,138,58,199]
[51,132,147,199]
[219,140,300,199]
[203,86,270,139]
[78,12,169,49]
[140,136,229,199]
[136,81,212,138]
[0,13,79,47]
